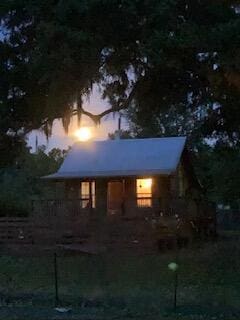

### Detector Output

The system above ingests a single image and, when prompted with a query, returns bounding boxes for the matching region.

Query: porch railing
[29,197,216,244]
[32,198,92,218]
[32,197,214,219]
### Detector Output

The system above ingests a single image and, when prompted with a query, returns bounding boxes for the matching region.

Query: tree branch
[72,85,137,125]
[24,83,138,137]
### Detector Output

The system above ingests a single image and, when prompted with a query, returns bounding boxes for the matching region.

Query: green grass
[0,233,239,319]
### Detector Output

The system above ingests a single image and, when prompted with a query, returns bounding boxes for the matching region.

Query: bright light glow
[139,178,152,189]
[74,127,92,141]
[136,178,153,207]
[168,262,178,271]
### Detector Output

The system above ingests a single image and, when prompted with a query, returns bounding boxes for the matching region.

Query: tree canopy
[0,146,67,216]
[0,0,240,166]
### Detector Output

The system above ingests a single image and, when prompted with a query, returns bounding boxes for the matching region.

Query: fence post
[173,268,178,311]
[54,252,59,307]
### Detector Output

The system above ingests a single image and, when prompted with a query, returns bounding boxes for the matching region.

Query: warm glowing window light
[74,127,92,141]
[136,178,152,207]
[80,181,96,209]
[138,178,152,189]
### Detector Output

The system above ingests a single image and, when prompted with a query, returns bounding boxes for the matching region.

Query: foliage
[0,146,68,216]
[194,143,240,208]
[126,103,206,144]
[0,0,240,165]
[126,103,240,207]
[108,129,133,140]
[0,0,240,206]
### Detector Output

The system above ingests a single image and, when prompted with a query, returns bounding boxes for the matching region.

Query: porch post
[121,179,126,216]
[124,178,136,217]
[94,179,108,244]
[96,179,108,217]
[156,176,171,214]
[89,180,93,211]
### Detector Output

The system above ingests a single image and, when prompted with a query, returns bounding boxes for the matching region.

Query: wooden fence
[0,216,90,245]
[0,217,33,244]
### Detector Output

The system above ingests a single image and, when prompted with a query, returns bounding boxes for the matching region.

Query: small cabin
[34,137,215,248]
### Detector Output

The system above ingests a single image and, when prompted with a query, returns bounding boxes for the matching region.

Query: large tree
[1,0,240,165]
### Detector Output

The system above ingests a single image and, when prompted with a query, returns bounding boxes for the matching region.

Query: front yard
[0,231,239,319]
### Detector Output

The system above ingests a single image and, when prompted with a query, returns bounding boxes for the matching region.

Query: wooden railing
[32,198,92,218]
[0,198,216,245]
[32,197,213,219]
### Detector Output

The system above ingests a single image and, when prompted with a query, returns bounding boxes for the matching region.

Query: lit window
[80,181,95,208]
[136,178,152,207]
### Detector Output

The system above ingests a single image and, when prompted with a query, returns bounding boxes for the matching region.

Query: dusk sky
[27,85,128,152]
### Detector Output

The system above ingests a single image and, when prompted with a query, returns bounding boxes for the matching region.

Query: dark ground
[0,230,239,319]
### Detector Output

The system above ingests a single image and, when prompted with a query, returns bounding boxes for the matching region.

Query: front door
[107,181,124,215]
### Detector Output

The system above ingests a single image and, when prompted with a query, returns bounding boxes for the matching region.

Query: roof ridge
[74,136,187,145]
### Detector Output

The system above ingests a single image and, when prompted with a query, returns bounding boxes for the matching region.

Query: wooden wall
[62,163,204,218]
[64,176,174,216]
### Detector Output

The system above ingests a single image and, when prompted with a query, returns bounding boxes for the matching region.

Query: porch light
[74,127,92,141]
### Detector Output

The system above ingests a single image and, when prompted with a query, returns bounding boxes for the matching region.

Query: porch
[31,173,215,247]
[31,196,181,250]
[30,196,215,250]
[50,175,185,216]
[32,197,189,219]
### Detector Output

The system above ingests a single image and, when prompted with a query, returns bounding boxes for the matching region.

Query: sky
[27,85,128,152]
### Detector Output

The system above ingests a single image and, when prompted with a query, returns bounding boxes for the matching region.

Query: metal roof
[43,136,186,179]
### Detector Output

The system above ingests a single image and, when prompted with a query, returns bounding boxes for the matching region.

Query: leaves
[0,146,68,215]
[0,0,240,165]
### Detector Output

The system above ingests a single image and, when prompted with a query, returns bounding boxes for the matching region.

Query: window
[136,178,152,207]
[80,181,96,208]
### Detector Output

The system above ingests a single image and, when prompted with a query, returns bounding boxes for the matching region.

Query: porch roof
[43,136,186,180]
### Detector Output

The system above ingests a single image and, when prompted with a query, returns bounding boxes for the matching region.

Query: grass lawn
[0,231,239,319]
